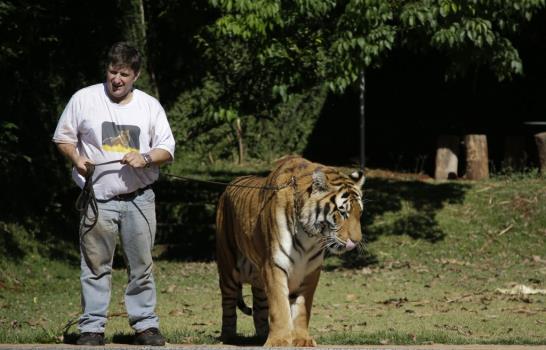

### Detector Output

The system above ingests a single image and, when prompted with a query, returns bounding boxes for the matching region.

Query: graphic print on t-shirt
[101,122,140,153]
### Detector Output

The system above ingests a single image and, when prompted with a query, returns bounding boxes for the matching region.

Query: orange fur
[216,157,365,347]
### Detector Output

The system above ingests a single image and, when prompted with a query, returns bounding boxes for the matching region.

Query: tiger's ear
[312,169,329,193]
[350,170,365,188]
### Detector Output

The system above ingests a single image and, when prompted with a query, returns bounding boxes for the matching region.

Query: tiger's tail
[237,287,252,316]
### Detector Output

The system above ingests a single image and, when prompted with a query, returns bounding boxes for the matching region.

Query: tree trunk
[464,134,489,180]
[534,132,546,174]
[503,135,526,171]
[435,135,459,180]
[121,0,159,98]
[235,118,244,165]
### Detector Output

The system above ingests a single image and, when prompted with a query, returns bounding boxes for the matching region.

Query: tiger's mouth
[324,236,358,255]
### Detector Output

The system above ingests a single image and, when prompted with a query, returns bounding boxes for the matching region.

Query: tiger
[215,156,365,347]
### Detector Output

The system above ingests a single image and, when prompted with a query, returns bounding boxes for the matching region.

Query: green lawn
[1,172,546,345]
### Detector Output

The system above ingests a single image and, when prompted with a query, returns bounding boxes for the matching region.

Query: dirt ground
[1,344,546,350]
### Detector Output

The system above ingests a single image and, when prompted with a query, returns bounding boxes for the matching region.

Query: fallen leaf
[496,284,546,295]
[345,294,358,302]
[169,309,184,316]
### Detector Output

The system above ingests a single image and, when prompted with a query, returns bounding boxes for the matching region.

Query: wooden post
[534,132,546,174]
[435,135,459,180]
[503,135,526,171]
[464,134,489,180]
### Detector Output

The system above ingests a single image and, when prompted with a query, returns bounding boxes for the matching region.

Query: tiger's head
[299,169,365,255]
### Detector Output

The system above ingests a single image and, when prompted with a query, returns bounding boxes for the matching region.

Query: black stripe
[274,263,289,278]
[314,202,321,221]
[285,205,293,229]
[279,244,295,264]
[253,304,269,312]
[292,235,304,254]
[323,202,331,217]
[308,249,324,262]
[223,281,239,293]
[253,295,268,303]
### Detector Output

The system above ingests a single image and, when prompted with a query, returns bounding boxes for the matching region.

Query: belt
[104,185,152,202]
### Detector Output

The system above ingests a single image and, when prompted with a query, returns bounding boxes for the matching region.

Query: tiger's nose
[345,239,356,251]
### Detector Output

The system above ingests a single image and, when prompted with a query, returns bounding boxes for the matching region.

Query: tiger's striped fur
[215,156,365,347]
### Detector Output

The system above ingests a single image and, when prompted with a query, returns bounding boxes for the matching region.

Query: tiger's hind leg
[251,285,269,338]
[219,274,240,341]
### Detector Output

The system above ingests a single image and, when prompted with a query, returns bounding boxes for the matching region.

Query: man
[53,42,175,346]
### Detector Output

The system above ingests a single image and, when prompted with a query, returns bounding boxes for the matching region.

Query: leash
[162,172,297,191]
[75,159,122,234]
[76,160,297,230]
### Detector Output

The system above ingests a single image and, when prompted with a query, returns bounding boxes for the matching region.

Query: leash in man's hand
[76,160,297,232]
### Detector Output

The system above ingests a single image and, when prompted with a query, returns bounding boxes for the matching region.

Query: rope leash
[162,172,297,191]
[76,160,297,228]
[75,159,123,233]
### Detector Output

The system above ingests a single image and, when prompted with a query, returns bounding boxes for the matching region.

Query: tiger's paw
[264,335,292,347]
[292,336,317,347]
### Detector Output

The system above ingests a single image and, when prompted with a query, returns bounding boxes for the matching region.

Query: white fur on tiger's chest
[273,211,324,293]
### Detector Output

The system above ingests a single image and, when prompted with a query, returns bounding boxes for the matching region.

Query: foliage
[397,0,546,81]
[204,0,545,97]
[178,0,545,162]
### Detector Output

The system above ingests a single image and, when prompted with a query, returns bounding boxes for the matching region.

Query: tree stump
[435,135,459,180]
[503,135,526,171]
[534,132,546,174]
[464,134,489,180]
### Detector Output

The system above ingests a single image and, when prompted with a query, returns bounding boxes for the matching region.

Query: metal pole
[359,70,366,171]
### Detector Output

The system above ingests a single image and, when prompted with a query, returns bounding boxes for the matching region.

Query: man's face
[106,64,139,103]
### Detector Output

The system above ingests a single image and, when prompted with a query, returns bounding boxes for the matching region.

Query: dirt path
[1,344,546,350]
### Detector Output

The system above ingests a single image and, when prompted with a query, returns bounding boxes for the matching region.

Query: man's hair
[107,42,141,73]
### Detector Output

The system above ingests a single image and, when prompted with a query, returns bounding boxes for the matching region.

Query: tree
[194,0,544,162]
[118,0,159,98]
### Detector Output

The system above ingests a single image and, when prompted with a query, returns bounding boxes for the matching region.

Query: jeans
[78,188,159,333]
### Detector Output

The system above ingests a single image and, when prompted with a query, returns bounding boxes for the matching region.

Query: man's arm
[56,143,92,176]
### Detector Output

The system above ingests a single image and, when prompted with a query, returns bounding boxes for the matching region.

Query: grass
[1,167,546,345]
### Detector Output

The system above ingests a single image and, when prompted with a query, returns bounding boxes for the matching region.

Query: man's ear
[133,70,140,82]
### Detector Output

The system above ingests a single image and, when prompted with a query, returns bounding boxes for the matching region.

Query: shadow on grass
[62,332,79,345]
[219,334,266,346]
[153,170,471,267]
[0,164,470,266]
[364,177,470,242]
[63,332,144,345]
[111,333,135,344]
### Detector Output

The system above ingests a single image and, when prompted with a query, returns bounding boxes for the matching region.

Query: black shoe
[77,332,105,346]
[134,328,165,346]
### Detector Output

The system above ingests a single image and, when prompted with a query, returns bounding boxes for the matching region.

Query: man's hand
[74,156,94,177]
[121,151,147,168]
[121,149,172,168]
[56,143,93,176]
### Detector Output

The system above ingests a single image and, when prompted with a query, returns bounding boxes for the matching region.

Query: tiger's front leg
[262,263,293,347]
[291,268,320,347]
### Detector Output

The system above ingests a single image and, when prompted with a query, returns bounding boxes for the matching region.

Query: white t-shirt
[53,83,175,200]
